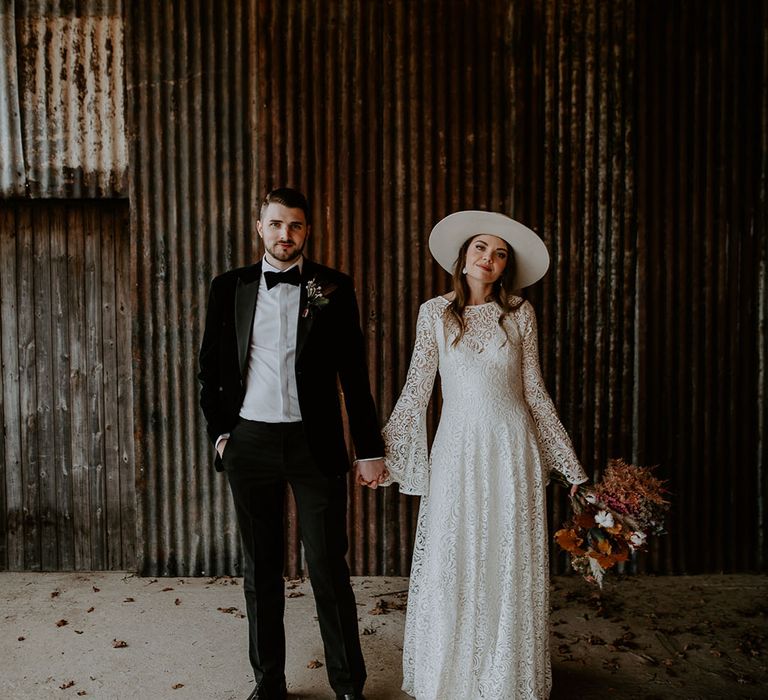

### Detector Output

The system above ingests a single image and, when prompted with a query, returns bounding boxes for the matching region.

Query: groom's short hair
[260,187,311,225]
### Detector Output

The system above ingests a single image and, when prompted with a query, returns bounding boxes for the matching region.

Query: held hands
[355,458,389,489]
[569,482,579,498]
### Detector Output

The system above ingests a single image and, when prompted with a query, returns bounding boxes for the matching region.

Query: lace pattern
[383,296,587,699]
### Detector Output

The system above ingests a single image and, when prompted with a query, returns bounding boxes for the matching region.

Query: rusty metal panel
[632,0,767,574]
[126,0,256,576]
[253,0,514,577]
[1,0,127,198]
[512,0,767,575]
[0,4,26,196]
[125,0,767,577]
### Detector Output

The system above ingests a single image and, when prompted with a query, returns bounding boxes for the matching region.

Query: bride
[380,211,587,699]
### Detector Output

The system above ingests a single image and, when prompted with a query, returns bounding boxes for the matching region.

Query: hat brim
[428,210,550,289]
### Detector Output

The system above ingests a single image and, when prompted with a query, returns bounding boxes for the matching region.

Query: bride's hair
[446,235,524,347]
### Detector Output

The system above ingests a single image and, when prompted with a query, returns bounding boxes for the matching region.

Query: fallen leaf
[92,587,100,593]
[171,683,184,690]
[17,636,25,641]
[123,598,135,603]
[51,591,60,598]
[307,659,323,669]
[362,626,376,635]
[370,600,389,615]
[77,691,87,696]
[161,587,174,592]
[59,680,75,689]
[86,607,95,613]
[75,630,84,635]
[174,599,181,606]
[287,591,305,598]
[56,619,68,627]
[112,639,128,648]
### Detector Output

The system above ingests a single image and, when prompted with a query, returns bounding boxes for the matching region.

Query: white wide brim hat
[428,210,550,289]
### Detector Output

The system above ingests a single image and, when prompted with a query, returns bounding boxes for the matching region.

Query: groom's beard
[265,238,306,263]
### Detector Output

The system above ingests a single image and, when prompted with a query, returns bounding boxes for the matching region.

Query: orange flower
[554,528,585,555]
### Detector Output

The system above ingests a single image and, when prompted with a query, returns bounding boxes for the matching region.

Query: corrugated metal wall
[120,0,765,577]
[126,1,256,576]
[1,0,127,198]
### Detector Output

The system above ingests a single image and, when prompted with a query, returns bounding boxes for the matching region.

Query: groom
[198,187,386,700]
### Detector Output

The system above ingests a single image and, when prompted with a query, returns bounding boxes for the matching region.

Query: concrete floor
[2,572,767,699]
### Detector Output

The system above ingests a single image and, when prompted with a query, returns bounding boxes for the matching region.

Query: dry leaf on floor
[287,592,304,598]
[51,591,60,598]
[55,619,68,627]
[175,599,181,606]
[112,639,128,648]
[307,659,323,669]
[59,680,75,689]
[172,683,184,689]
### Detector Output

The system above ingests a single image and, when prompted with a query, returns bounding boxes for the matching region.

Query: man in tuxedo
[198,187,386,700]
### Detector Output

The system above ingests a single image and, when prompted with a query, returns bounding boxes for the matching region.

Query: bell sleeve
[381,301,440,496]
[519,301,588,485]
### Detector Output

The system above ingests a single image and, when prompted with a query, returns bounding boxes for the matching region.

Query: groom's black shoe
[336,695,365,700]
[246,682,287,700]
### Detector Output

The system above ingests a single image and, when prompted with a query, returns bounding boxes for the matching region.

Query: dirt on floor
[1,572,766,699]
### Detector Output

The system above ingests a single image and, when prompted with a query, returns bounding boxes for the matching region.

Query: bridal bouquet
[554,459,669,587]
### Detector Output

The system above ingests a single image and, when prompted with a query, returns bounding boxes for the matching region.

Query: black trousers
[223,419,366,696]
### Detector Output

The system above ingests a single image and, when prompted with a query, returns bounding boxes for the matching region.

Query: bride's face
[463,234,509,284]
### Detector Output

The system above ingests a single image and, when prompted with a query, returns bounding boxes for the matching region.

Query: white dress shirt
[237,257,303,423]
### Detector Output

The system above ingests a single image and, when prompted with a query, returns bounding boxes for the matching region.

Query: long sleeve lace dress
[382,296,587,699]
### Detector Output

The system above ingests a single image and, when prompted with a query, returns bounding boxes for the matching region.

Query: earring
[462,267,467,274]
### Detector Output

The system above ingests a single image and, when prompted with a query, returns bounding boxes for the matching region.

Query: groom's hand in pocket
[216,438,229,459]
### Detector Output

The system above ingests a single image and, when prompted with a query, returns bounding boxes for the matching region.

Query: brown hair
[260,187,311,225]
[446,235,524,346]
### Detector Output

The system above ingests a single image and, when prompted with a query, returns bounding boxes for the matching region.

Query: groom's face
[257,202,310,269]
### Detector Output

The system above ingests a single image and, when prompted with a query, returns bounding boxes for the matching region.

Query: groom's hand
[356,458,388,489]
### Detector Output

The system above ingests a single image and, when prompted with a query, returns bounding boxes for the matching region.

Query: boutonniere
[302,278,332,318]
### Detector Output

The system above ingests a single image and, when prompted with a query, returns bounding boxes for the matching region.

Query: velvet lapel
[295,261,315,362]
[234,262,261,377]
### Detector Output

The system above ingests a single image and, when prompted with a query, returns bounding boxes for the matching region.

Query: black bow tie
[264,266,302,290]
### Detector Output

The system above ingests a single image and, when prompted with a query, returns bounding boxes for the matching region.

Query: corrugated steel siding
[254,0,514,577]
[634,0,767,574]
[126,0,255,576]
[124,0,767,577]
[1,0,127,198]
[0,4,26,196]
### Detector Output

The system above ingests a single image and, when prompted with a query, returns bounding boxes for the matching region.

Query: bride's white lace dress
[383,296,587,700]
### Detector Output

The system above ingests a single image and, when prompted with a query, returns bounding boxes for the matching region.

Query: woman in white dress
[381,211,588,699]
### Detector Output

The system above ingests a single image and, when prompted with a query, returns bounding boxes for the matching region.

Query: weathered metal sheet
[0,3,26,196]
[126,0,255,576]
[122,0,766,578]
[0,0,127,198]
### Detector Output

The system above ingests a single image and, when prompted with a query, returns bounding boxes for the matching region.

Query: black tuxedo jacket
[198,259,384,474]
